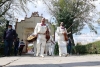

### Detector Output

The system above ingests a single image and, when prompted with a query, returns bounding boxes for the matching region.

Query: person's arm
[65,28,71,34]
[13,30,17,39]
[50,36,55,44]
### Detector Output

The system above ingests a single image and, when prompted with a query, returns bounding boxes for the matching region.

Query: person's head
[60,22,64,26]
[41,18,45,24]
[8,25,12,30]
[21,39,23,41]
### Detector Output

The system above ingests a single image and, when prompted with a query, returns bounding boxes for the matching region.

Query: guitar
[63,32,68,41]
[63,28,71,41]
[45,26,50,42]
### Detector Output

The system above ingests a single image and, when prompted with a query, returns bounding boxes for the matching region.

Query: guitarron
[63,32,68,41]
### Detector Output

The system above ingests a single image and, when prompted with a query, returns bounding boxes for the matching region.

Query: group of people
[3,17,72,57]
[3,25,25,56]
[30,18,72,57]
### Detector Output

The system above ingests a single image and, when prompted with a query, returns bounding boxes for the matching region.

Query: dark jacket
[14,39,19,47]
[68,38,72,46]
[3,29,17,40]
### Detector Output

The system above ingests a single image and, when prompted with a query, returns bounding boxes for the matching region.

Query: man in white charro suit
[56,22,69,57]
[33,18,50,57]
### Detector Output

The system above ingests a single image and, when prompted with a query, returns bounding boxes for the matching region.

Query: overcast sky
[15,0,100,44]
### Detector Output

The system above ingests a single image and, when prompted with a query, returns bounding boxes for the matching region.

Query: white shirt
[18,41,25,47]
[56,26,67,41]
[33,23,50,40]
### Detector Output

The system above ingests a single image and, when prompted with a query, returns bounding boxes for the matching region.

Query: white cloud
[74,32,99,45]
[14,0,51,22]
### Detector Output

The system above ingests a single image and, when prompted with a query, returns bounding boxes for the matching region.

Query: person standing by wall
[18,39,25,56]
[14,38,20,56]
[3,25,17,56]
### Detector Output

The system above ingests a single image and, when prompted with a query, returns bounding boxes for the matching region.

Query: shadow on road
[7,61,100,67]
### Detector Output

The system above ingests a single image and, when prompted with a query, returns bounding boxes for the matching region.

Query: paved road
[0,54,100,67]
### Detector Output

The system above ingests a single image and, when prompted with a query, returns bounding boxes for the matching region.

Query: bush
[71,46,76,54]
[0,43,4,56]
[86,42,100,54]
[71,45,88,54]
[76,45,88,54]
[71,41,100,54]
[0,42,14,56]
[54,42,59,55]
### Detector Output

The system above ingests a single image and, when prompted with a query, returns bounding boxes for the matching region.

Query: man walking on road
[33,18,51,57]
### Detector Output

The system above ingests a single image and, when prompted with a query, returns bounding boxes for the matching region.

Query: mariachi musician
[33,18,50,57]
[56,22,70,57]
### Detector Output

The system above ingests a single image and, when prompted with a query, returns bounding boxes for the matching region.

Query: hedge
[54,42,59,55]
[72,41,100,54]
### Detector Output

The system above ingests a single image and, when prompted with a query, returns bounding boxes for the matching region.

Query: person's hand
[43,33,46,35]
[68,32,71,34]
[62,31,66,34]
[37,32,40,34]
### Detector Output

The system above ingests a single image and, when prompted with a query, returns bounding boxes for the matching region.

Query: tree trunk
[70,27,75,46]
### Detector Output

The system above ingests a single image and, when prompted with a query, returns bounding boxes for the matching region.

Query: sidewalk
[0,57,20,67]
[0,54,100,67]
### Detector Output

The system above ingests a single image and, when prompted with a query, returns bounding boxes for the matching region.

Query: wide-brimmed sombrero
[27,35,37,42]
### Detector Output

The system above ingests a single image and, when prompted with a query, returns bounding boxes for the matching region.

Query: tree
[0,0,36,18]
[0,17,6,42]
[43,0,97,45]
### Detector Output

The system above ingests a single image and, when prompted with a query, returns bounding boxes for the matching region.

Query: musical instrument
[63,32,68,41]
[27,35,37,42]
[45,26,50,42]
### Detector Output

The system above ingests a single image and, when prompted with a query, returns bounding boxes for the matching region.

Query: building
[15,12,54,53]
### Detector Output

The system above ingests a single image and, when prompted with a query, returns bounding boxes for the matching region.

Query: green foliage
[0,25,5,42]
[0,17,6,42]
[0,43,15,56]
[0,42,4,56]
[54,42,59,55]
[43,0,96,46]
[44,0,96,33]
[75,45,88,54]
[72,41,100,54]
[0,0,36,17]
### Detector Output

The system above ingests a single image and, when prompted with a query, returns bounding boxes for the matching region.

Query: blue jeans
[4,40,13,56]
[14,45,19,56]
[67,45,71,54]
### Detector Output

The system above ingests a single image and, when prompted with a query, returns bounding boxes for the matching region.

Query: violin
[63,32,68,41]
[45,26,50,42]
